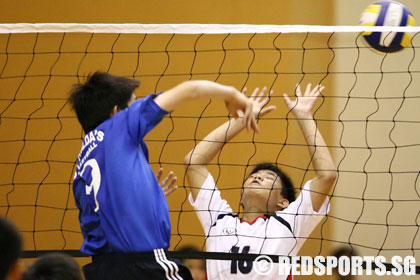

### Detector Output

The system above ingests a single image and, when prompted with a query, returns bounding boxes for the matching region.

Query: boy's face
[241,169,285,213]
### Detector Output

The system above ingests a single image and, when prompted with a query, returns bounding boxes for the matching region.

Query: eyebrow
[249,171,277,179]
[265,172,277,178]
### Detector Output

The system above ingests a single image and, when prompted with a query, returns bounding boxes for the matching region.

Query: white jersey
[189,173,330,280]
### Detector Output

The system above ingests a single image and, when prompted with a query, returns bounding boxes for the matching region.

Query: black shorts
[83,249,193,280]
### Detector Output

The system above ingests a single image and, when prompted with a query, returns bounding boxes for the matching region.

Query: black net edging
[21,250,420,274]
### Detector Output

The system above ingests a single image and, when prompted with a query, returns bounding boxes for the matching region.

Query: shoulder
[268,214,293,233]
[130,93,167,112]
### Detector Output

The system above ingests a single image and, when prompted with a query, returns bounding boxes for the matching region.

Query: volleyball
[359,1,415,53]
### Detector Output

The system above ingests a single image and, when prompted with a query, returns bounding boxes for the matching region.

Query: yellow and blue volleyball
[359,0,415,53]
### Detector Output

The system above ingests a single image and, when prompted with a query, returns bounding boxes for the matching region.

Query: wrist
[226,86,239,100]
[230,117,246,127]
[225,118,246,137]
[294,111,314,120]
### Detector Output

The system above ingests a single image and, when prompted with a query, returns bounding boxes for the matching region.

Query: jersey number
[230,246,252,274]
[80,158,101,212]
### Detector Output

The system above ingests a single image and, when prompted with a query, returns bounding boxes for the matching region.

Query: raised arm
[283,84,337,212]
[185,87,276,200]
[154,80,258,132]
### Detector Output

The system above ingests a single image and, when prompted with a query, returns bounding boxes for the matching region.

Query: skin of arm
[184,87,276,201]
[154,80,259,132]
[283,84,337,212]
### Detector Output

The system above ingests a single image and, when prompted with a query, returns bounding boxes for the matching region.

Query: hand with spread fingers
[156,168,178,197]
[244,86,276,119]
[283,83,324,118]
[224,89,259,133]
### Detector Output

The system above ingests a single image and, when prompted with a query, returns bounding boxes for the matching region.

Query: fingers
[250,87,269,102]
[160,170,178,197]
[257,87,267,102]
[164,175,178,196]
[243,100,259,132]
[283,93,293,107]
[261,89,273,106]
[160,171,172,186]
[164,185,178,196]
[260,105,277,116]
[295,83,302,96]
[156,168,163,181]
[312,85,324,97]
[158,168,179,197]
[303,83,324,97]
[289,83,324,99]
[244,100,252,130]
[296,83,323,97]
[250,87,258,99]
[305,83,312,95]
[250,116,260,133]
[229,86,275,132]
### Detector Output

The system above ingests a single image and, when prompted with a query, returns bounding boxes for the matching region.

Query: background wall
[0,0,335,25]
[331,1,420,279]
[1,1,420,279]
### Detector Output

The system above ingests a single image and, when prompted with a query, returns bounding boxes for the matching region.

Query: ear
[276,198,289,211]
[110,105,119,117]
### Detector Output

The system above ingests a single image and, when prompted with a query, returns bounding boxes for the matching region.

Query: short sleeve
[189,173,233,234]
[277,180,330,246]
[126,93,168,143]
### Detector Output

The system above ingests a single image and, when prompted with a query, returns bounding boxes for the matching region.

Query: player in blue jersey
[68,72,259,280]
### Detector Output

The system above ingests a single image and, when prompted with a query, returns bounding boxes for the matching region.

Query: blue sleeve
[126,93,168,142]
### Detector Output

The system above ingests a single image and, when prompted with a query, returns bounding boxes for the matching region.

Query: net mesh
[0,25,419,266]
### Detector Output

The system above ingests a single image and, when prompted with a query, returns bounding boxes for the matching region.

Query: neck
[241,207,266,222]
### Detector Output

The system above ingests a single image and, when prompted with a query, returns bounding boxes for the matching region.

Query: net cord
[20,250,420,274]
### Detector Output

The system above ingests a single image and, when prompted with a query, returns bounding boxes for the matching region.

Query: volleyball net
[0,24,419,272]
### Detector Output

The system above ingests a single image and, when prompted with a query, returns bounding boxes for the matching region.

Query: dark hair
[249,162,296,203]
[22,253,83,280]
[0,217,22,280]
[69,72,140,134]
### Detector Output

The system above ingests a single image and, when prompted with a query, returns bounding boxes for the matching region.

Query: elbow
[184,152,193,166]
[320,169,337,186]
[184,151,207,171]
[178,80,201,99]
[183,151,201,168]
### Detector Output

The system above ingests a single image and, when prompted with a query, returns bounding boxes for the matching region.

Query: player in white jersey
[184,84,337,279]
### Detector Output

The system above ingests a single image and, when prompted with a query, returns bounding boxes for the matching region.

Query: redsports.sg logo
[254,255,417,276]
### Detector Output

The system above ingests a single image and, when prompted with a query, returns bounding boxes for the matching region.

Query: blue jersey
[73,94,170,255]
